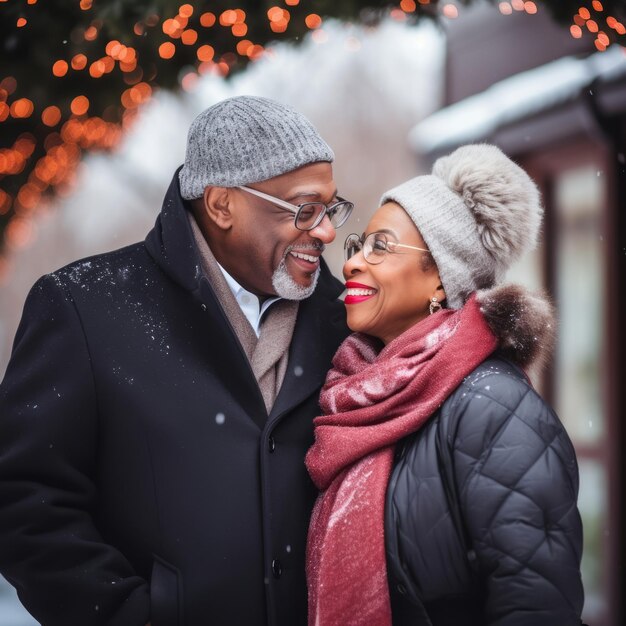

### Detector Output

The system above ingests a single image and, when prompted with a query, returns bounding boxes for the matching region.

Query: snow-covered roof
[410,45,626,157]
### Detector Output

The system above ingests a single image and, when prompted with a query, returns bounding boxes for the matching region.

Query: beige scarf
[189,214,299,413]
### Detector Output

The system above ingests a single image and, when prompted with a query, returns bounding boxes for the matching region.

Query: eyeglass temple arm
[388,242,431,254]
[237,186,298,215]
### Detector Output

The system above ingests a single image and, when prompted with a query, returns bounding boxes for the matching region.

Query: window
[554,163,608,620]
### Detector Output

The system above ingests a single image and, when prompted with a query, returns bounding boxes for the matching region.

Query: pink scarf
[305,295,498,626]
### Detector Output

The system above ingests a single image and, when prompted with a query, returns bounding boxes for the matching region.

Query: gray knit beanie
[178,96,334,199]
[380,144,543,309]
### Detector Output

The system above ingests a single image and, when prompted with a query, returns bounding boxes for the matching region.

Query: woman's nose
[343,249,366,280]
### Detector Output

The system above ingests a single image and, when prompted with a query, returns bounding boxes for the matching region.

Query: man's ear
[203,186,233,231]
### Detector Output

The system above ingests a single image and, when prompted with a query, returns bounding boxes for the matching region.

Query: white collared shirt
[217,263,281,337]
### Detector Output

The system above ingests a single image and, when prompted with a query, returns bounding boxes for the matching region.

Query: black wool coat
[386,356,585,626]
[0,173,349,626]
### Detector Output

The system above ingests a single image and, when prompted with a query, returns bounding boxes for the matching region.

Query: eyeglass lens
[344,233,389,264]
[295,201,353,231]
[344,234,362,261]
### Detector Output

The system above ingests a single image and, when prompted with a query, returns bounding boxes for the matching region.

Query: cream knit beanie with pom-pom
[380,144,543,309]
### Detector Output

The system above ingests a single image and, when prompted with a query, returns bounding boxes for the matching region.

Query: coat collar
[269,267,347,424]
[145,167,203,295]
[269,282,349,424]
[145,169,347,429]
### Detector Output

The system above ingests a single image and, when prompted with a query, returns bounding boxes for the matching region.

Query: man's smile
[284,244,325,274]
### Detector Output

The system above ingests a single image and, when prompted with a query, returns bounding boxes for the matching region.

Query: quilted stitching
[386,357,584,625]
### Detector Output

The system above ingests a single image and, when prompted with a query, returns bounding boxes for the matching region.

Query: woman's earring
[429,297,442,315]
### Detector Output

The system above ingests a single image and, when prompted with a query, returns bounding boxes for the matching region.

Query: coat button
[200,303,207,311]
[272,559,282,579]
[397,583,406,595]
[268,436,276,453]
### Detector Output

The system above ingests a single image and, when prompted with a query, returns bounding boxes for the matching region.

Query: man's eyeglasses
[237,186,354,232]
[344,232,431,265]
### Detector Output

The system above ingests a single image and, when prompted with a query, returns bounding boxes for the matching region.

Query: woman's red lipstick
[344,281,378,305]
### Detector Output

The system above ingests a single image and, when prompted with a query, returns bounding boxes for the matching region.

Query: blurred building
[411,4,626,625]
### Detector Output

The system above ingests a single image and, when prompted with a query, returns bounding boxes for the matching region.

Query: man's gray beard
[271,257,320,301]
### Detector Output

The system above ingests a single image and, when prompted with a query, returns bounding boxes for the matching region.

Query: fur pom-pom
[432,144,543,269]
[476,284,556,373]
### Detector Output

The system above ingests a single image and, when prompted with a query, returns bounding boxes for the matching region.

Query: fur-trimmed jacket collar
[476,284,556,375]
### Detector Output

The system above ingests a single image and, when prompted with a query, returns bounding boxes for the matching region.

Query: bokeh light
[0,0,623,258]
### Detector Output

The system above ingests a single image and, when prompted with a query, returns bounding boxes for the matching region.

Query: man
[0,96,352,626]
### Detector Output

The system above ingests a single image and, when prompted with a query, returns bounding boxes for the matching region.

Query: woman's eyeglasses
[238,186,354,232]
[344,232,431,265]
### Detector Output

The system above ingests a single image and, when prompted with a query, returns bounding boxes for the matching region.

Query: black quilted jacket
[385,356,584,626]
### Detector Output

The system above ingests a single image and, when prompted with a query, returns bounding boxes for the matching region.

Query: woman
[305,144,584,626]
